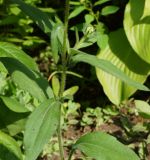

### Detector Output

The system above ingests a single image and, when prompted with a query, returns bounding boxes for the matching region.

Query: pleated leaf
[0,42,38,71]
[0,131,23,160]
[0,57,54,102]
[71,48,149,92]
[124,0,150,64]
[96,29,149,105]
[73,132,140,160]
[24,99,60,160]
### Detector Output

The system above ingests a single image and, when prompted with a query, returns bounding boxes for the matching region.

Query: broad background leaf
[0,131,23,160]
[96,29,149,105]
[73,132,139,160]
[24,99,60,160]
[71,48,150,92]
[124,0,150,64]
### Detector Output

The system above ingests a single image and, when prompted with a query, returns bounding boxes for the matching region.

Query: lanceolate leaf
[124,0,150,64]
[24,99,60,160]
[51,23,61,63]
[69,6,86,19]
[11,0,53,34]
[71,48,150,91]
[0,42,38,71]
[101,5,119,16]
[0,57,54,102]
[96,29,149,105]
[0,131,23,160]
[73,132,140,160]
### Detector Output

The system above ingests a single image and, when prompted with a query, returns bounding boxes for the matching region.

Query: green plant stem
[68,149,75,160]
[57,0,70,160]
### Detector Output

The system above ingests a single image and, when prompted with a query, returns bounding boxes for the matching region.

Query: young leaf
[94,0,111,6]
[0,57,54,102]
[0,131,23,160]
[52,75,60,97]
[0,96,29,113]
[124,0,150,64]
[0,42,38,71]
[24,98,60,160]
[73,132,140,160]
[71,48,150,91]
[135,100,150,119]
[51,23,61,63]
[11,0,53,34]
[96,29,149,105]
[101,5,119,16]
[85,14,94,24]
[69,6,86,19]
[63,86,79,97]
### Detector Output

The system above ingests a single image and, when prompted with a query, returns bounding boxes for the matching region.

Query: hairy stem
[57,0,70,160]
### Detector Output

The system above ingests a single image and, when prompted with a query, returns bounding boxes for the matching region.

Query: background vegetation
[0,0,150,160]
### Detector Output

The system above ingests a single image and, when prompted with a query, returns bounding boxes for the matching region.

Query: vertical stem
[68,149,74,160]
[58,0,70,160]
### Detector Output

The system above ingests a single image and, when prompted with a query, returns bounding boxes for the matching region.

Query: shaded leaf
[73,132,140,160]
[0,57,54,102]
[51,23,61,63]
[0,42,38,71]
[71,48,150,91]
[24,99,60,160]
[0,131,23,160]
[11,0,53,34]
[1,96,29,113]
[0,100,29,136]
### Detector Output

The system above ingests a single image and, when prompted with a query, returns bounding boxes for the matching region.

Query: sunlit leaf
[101,5,119,16]
[63,86,79,97]
[96,29,149,105]
[69,6,86,19]
[71,48,150,92]
[135,100,150,119]
[124,0,150,64]
[94,0,111,6]
[52,75,60,97]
